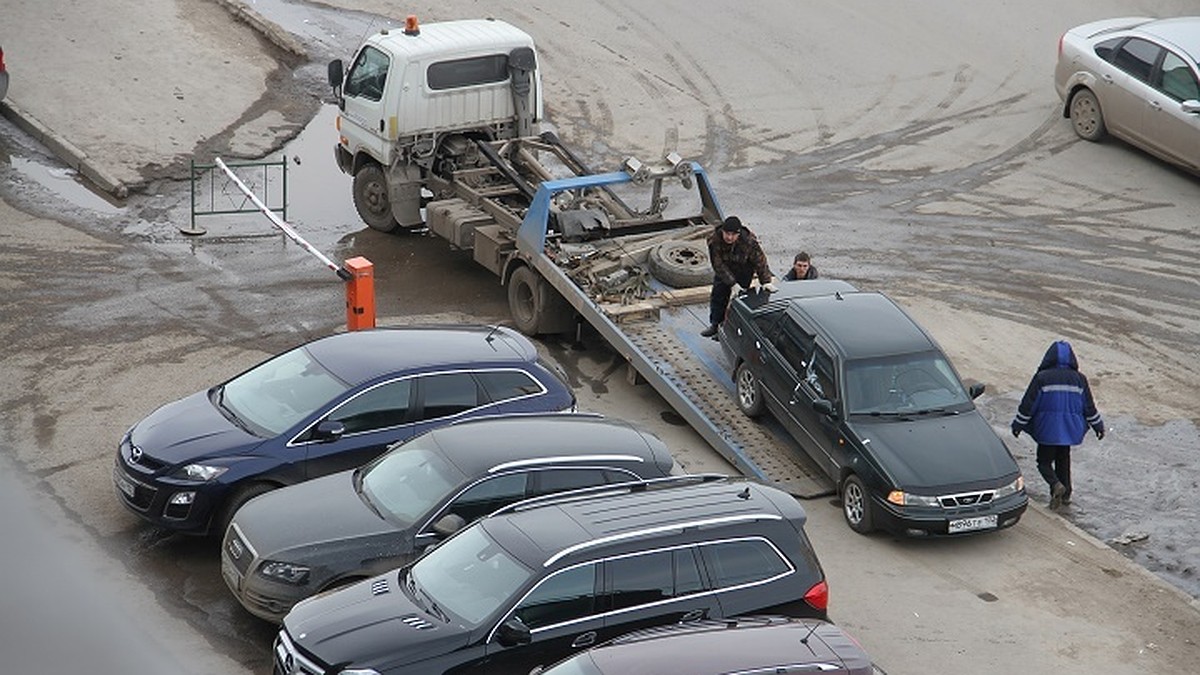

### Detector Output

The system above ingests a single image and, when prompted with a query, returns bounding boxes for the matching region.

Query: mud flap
[388,164,425,228]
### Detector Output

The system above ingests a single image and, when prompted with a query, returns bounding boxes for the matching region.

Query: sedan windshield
[844,351,971,415]
[410,525,531,625]
[360,445,465,522]
[220,347,349,435]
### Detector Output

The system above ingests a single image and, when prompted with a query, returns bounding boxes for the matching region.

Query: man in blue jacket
[1011,340,1105,509]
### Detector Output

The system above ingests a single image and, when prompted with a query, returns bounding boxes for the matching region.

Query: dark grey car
[221,414,675,623]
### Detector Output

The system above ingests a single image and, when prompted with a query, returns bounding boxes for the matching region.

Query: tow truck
[327,16,831,496]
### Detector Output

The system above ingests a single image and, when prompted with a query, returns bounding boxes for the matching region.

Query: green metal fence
[188,157,288,235]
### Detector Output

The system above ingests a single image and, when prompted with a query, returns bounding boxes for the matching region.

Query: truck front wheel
[353,164,400,232]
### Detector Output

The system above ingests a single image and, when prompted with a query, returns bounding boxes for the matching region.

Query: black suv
[272,476,829,675]
[720,280,1027,537]
[222,414,675,623]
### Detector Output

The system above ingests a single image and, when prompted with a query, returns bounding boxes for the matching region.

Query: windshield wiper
[913,408,947,415]
[353,471,386,519]
[420,589,450,623]
[212,386,256,434]
[401,569,426,610]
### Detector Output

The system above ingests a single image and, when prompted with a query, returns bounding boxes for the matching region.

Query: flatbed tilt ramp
[512,164,836,499]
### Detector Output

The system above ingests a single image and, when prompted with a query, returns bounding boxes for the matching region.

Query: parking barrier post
[343,257,376,331]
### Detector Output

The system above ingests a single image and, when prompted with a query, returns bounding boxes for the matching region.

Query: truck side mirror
[968,382,985,400]
[328,59,344,90]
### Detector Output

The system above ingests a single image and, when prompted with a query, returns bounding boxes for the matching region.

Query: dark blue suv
[113,326,575,536]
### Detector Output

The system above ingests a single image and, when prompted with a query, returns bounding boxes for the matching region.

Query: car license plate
[113,469,136,498]
[221,557,242,592]
[949,514,998,533]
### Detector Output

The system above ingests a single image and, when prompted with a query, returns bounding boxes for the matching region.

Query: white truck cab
[328,17,542,231]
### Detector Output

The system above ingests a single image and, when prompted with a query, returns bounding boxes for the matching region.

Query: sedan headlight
[886,490,940,507]
[258,561,311,585]
[169,463,229,482]
[993,475,1025,498]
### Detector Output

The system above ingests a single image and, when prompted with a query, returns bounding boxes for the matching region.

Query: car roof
[482,478,803,569]
[1137,17,1200,61]
[576,615,874,675]
[368,18,535,61]
[301,325,537,385]
[418,414,668,475]
[787,291,935,360]
[738,279,858,312]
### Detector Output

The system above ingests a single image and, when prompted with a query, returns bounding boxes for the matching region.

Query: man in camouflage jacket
[702,215,776,337]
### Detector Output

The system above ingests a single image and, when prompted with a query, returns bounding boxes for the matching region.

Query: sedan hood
[234,471,399,556]
[285,573,470,669]
[132,390,260,464]
[849,412,1018,491]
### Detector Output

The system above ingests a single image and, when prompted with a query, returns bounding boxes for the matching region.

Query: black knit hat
[721,216,742,233]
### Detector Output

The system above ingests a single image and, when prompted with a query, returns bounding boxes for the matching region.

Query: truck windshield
[344,45,390,101]
[844,350,970,415]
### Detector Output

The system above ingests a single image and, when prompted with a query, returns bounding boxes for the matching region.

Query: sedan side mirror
[432,513,466,536]
[496,616,532,647]
[968,382,985,400]
[313,420,345,442]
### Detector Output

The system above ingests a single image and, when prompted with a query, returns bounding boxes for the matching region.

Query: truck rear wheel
[508,266,573,336]
[648,240,711,288]
[353,164,400,232]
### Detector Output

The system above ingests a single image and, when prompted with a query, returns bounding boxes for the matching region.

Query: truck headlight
[258,561,311,585]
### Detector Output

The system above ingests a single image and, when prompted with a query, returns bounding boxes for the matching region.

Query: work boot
[1049,482,1066,509]
[1061,489,1072,505]
[700,324,719,338]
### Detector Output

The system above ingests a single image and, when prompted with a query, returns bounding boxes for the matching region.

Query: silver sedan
[1055,16,1200,173]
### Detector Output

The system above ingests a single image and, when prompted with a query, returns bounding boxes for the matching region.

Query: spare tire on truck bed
[648,240,711,288]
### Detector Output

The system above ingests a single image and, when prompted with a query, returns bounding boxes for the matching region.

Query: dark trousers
[708,273,753,326]
[1036,444,1071,495]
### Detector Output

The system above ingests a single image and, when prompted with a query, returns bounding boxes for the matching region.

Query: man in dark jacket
[702,216,775,338]
[783,251,819,280]
[1011,340,1105,508]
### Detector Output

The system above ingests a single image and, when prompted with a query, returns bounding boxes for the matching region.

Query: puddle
[8,157,124,215]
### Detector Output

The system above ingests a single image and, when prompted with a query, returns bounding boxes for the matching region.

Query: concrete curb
[215,0,309,59]
[0,99,129,199]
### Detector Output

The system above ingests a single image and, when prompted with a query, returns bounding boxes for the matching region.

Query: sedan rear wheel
[735,362,765,418]
[1069,88,1107,142]
[841,474,874,534]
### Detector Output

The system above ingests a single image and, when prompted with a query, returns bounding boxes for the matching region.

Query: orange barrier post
[343,257,376,330]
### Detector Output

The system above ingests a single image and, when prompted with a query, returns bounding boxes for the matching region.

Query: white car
[1054,17,1200,173]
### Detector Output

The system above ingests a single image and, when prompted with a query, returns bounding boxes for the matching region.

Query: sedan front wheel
[841,474,875,535]
[1069,88,1107,142]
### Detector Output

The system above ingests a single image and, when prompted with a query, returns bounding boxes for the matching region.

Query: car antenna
[737,486,751,500]
[485,324,502,343]
[835,291,844,301]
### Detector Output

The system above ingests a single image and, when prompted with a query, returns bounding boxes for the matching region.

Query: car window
[804,345,837,401]
[751,308,782,335]
[606,547,704,612]
[222,347,349,436]
[529,469,614,497]
[1094,37,1123,62]
[446,473,529,523]
[412,525,532,625]
[1113,38,1162,83]
[843,350,971,414]
[417,372,483,421]
[477,369,545,401]
[701,538,791,588]
[1158,52,1200,102]
[344,44,389,101]
[326,378,412,434]
[360,445,464,522]
[427,53,509,91]
[513,564,598,630]
[768,319,815,375]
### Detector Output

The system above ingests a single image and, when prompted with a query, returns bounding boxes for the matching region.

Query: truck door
[339,44,395,164]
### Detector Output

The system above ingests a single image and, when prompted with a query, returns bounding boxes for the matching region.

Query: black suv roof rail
[488,473,732,518]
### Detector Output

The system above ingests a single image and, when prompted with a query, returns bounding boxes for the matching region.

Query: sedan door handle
[571,632,597,648]
[1102,74,1114,84]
